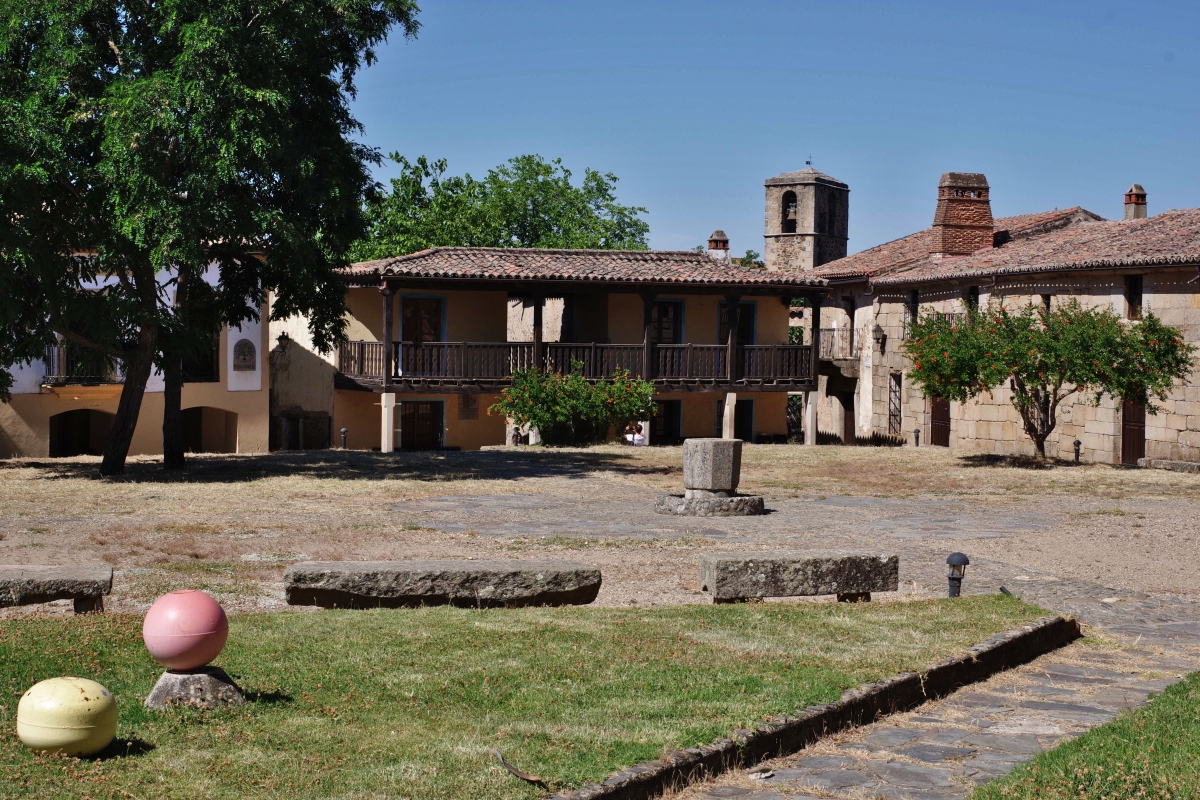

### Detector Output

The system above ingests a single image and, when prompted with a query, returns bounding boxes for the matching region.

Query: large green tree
[351,154,650,260]
[0,0,419,474]
[902,299,1195,457]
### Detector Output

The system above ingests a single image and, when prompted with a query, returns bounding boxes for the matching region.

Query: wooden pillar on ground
[532,295,544,371]
[641,292,656,380]
[806,293,822,446]
[381,285,395,387]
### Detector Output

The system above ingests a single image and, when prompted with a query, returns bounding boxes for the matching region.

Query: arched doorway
[49,409,115,457]
[182,407,239,453]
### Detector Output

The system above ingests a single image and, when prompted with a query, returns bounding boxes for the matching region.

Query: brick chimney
[707,229,730,263]
[932,173,993,257]
[1124,184,1147,220]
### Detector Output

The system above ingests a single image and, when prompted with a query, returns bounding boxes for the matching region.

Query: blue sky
[351,1,1200,256]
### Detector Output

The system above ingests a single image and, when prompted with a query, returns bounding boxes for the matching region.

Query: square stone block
[683,438,741,492]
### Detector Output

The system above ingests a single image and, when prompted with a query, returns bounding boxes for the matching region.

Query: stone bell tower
[763,166,849,272]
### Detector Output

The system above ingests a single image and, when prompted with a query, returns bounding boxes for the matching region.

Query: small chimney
[707,230,730,263]
[931,173,993,257]
[1124,184,1147,220]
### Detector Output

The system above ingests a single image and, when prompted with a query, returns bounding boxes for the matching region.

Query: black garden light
[1074,439,1082,463]
[913,428,921,447]
[340,428,348,449]
[947,552,969,598]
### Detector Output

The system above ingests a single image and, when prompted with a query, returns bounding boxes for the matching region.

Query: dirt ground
[1,445,1198,616]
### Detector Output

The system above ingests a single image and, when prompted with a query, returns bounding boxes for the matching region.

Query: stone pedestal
[682,438,741,493]
[145,666,246,710]
[656,437,764,516]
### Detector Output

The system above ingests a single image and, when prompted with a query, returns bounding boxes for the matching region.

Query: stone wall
[850,267,1200,463]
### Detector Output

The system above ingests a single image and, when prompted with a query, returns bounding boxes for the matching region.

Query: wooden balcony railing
[43,345,123,385]
[656,344,727,379]
[545,343,643,378]
[336,341,815,386]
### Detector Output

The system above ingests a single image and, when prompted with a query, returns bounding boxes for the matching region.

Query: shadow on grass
[958,454,1085,470]
[242,689,294,706]
[89,737,156,761]
[1,447,673,484]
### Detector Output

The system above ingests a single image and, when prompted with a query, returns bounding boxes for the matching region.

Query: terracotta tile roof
[813,207,1103,281]
[345,247,825,288]
[873,207,1200,286]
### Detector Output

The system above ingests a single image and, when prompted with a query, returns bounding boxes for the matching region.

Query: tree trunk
[100,324,158,476]
[162,359,185,469]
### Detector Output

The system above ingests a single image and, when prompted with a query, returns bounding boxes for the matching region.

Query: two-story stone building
[271,247,826,451]
[780,172,1200,465]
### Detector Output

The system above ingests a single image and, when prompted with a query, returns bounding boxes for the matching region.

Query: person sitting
[631,423,647,447]
[623,423,637,445]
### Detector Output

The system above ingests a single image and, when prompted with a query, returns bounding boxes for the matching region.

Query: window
[650,301,682,345]
[1041,293,1052,312]
[781,191,797,234]
[1125,275,1143,320]
[402,298,442,344]
[718,302,755,345]
[966,286,980,310]
[888,373,902,437]
[908,290,920,323]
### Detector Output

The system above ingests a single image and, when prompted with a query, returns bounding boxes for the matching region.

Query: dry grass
[3,445,1199,610]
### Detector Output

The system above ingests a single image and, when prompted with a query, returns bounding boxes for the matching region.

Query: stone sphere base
[654,493,765,517]
[145,666,246,710]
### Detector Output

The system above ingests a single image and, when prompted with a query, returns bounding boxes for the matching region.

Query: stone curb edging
[1137,457,1200,474]
[548,614,1081,800]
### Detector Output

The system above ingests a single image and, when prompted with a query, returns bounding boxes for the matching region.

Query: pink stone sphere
[142,590,229,670]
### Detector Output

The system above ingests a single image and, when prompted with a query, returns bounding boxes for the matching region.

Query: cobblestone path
[676,560,1200,800]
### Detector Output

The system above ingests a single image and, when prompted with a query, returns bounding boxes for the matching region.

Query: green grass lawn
[971,670,1200,800]
[0,596,1046,800]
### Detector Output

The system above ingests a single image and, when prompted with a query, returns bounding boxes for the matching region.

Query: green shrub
[489,360,657,446]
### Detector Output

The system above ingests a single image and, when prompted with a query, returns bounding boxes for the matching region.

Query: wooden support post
[532,295,544,371]
[641,292,656,380]
[806,293,822,446]
[725,295,742,383]
[809,292,821,370]
[381,285,395,387]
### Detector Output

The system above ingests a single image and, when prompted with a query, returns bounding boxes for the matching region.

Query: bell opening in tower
[781,191,798,234]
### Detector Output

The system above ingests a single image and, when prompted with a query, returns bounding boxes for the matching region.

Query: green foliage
[736,249,765,268]
[0,0,418,468]
[902,299,1195,456]
[972,670,1200,799]
[351,154,649,259]
[488,361,657,446]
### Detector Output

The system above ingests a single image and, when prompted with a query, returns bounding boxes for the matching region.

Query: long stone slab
[0,565,113,613]
[284,559,602,609]
[698,551,899,602]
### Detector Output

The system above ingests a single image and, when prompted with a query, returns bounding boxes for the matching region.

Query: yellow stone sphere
[17,677,118,756]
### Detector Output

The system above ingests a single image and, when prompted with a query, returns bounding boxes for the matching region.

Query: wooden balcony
[335,341,815,392]
[818,328,861,361]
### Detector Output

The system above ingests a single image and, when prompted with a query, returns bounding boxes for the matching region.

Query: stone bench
[284,559,602,609]
[698,551,899,603]
[0,565,113,614]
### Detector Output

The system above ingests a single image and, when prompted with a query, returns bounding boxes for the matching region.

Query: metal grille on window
[888,372,902,437]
